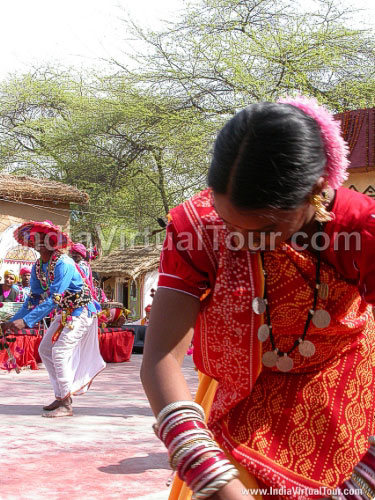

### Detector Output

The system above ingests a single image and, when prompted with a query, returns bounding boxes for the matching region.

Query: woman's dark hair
[207,102,326,210]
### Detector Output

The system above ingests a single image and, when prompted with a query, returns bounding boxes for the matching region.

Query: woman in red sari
[141,96,375,500]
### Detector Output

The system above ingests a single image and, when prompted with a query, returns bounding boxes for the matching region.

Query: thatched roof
[91,245,161,279]
[0,174,89,204]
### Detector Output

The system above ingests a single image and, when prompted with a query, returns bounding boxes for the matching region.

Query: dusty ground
[0,354,198,500]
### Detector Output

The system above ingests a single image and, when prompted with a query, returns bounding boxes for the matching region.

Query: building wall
[344,170,375,200]
[142,270,158,311]
[103,277,117,302]
[113,277,140,319]
[100,273,158,320]
[0,199,70,233]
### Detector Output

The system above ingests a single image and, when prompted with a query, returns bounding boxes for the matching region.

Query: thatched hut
[335,108,375,199]
[0,174,88,232]
[0,174,89,277]
[91,245,161,319]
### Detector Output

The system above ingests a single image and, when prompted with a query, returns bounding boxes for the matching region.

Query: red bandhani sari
[158,187,375,499]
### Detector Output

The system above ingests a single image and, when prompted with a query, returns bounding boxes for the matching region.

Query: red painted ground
[0,354,198,500]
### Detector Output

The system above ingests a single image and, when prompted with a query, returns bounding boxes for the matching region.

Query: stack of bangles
[153,401,239,500]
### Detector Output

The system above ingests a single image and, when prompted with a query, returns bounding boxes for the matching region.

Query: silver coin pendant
[262,350,278,368]
[276,355,294,372]
[257,324,270,342]
[312,309,331,328]
[298,340,316,357]
[252,297,266,315]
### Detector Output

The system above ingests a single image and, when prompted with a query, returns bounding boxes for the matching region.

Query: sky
[0,0,374,80]
[0,0,184,79]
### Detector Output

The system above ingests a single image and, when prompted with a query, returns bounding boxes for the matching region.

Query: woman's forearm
[140,350,194,416]
[140,289,254,500]
[140,288,199,416]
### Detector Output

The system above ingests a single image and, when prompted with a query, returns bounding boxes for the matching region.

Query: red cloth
[71,242,87,258]
[98,329,134,363]
[0,328,134,370]
[20,266,32,276]
[216,245,375,496]
[159,188,264,426]
[321,187,375,304]
[13,220,72,249]
[0,332,42,370]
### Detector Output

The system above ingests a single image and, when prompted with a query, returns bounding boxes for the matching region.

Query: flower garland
[35,251,62,290]
[52,286,92,310]
[88,245,99,261]
[51,286,93,340]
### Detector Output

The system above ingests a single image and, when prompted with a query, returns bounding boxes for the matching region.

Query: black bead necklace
[252,222,331,372]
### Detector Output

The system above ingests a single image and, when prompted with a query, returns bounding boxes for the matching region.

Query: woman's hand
[211,478,256,500]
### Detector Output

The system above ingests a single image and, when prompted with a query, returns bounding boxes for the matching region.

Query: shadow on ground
[98,452,169,474]
[0,404,153,418]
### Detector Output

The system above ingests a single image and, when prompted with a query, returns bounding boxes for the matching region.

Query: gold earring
[311,192,333,222]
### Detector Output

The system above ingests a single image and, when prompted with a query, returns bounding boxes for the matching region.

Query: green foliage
[124,0,375,112]
[0,70,215,249]
[1,0,375,251]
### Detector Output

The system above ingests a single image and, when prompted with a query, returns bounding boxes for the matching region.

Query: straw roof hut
[92,245,161,319]
[0,174,88,233]
[91,245,161,279]
[0,174,89,204]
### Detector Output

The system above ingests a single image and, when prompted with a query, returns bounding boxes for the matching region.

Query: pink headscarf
[71,242,87,258]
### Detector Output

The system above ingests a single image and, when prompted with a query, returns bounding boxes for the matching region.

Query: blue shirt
[12,254,98,327]
[78,260,91,278]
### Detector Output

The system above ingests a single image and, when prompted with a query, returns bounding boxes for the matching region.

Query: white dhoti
[39,309,106,399]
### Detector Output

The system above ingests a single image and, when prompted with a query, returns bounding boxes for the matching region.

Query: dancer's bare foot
[43,396,72,411]
[42,404,73,418]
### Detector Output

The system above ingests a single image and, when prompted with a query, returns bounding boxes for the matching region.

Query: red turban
[13,220,71,249]
[20,267,31,276]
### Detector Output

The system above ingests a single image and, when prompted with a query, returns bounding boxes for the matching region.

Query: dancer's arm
[141,287,252,500]
[141,287,199,410]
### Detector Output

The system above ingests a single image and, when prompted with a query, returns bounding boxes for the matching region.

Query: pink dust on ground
[0,354,198,500]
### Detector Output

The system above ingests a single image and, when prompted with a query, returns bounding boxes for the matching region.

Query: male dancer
[2,220,105,417]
